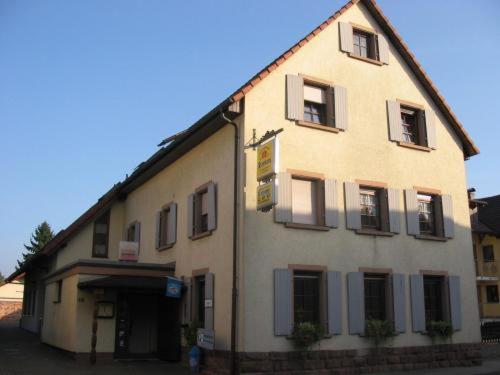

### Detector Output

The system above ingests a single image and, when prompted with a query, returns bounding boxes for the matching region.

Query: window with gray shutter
[388,188,401,234]
[387,100,403,142]
[286,75,304,121]
[425,109,437,149]
[204,272,215,331]
[167,202,177,246]
[448,275,461,331]
[155,212,162,248]
[410,274,425,332]
[378,34,389,64]
[187,194,194,238]
[275,172,292,223]
[405,189,419,236]
[339,22,354,53]
[274,269,293,336]
[347,272,365,335]
[324,179,339,228]
[441,194,454,239]
[134,222,141,249]
[344,182,361,230]
[207,182,217,231]
[327,271,342,335]
[334,85,348,130]
[392,273,406,333]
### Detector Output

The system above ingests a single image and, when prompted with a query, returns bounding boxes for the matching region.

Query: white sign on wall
[118,241,139,262]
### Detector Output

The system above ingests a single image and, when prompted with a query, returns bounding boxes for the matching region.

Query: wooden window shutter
[347,272,365,335]
[404,189,420,235]
[167,203,177,246]
[187,194,195,238]
[286,74,304,121]
[379,189,390,232]
[387,100,403,142]
[207,182,217,232]
[134,222,141,249]
[204,272,215,330]
[334,85,348,131]
[155,211,162,249]
[410,274,426,332]
[424,109,437,149]
[327,271,342,335]
[442,194,454,238]
[339,22,354,53]
[275,172,292,223]
[183,277,192,324]
[324,179,339,228]
[388,188,401,234]
[392,273,406,333]
[274,269,293,336]
[433,196,444,237]
[325,86,335,127]
[448,275,461,331]
[344,182,361,230]
[377,34,389,64]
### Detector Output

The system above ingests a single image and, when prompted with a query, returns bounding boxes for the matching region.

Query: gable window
[188,182,217,239]
[483,245,495,262]
[303,84,327,125]
[360,188,381,230]
[401,107,419,144]
[418,194,436,235]
[423,276,444,325]
[92,210,110,258]
[293,271,321,324]
[291,176,323,226]
[487,285,499,303]
[364,273,388,321]
[353,29,377,60]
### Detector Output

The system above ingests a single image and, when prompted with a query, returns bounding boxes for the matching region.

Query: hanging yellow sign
[257,139,278,181]
[257,180,275,211]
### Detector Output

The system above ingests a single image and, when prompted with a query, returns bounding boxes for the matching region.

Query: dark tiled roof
[478,195,500,236]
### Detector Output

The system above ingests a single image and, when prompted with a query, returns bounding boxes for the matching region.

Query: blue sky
[1,0,499,276]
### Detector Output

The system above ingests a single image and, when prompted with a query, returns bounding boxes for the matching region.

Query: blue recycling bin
[188,345,201,373]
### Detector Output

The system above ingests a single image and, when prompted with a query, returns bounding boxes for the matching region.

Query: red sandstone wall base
[0,301,22,321]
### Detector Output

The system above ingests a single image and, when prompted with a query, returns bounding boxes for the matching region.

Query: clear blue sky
[1,0,499,277]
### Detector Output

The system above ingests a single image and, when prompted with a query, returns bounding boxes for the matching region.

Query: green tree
[17,221,54,269]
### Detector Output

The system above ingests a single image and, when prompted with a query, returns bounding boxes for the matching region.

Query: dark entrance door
[157,296,181,361]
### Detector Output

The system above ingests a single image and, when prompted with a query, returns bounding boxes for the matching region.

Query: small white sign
[118,241,139,262]
[204,299,213,308]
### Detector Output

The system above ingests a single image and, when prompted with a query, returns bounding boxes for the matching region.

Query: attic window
[353,29,377,60]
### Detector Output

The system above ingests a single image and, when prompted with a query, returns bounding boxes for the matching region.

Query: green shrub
[183,321,202,347]
[427,320,453,342]
[364,319,396,347]
[290,322,325,350]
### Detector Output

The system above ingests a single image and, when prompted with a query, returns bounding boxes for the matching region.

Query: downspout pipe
[220,107,239,375]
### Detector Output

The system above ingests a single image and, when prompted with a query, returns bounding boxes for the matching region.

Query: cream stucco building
[9,0,482,373]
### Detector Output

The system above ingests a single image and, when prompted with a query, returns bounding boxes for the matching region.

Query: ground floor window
[423,276,444,324]
[487,285,499,303]
[195,276,205,328]
[364,273,387,321]
[293,271,321,324]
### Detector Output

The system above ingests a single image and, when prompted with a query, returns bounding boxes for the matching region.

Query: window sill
[398,141,432,152]
[190,231,213,241]
[414,234,447,242]
[157,243,175,252]
[296,121,340,133]
[92,254,108,259]
[348,53,383,66]
[355,229,394,237]
[53,301,61,304]
[285,223,330,231]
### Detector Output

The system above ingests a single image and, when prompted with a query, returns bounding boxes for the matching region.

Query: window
[92,211,110,258]
[353,29,377,60]
[195,276,206,327]
[158,206,170,248]
[401,107,419,144]
[127,222,139,242]
[423,276,444,325]
[487,285,499,303]
[294,271,321,324]
[418,194,436,235]
[54,280,62,303]
[483,245,495,262]
[303,84,327,125]
[189,182,216,238]
[364,274,387,321]
[291,177,323,226]
[360,188,381,230]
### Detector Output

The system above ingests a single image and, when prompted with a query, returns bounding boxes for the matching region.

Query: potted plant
[183,321,202,370]
[427,320,453,343]
[364,319,396,348]
[290,322,325,351]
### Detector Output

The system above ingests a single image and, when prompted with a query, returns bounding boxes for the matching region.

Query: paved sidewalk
[378,359,500,375]
[0,320,189,375]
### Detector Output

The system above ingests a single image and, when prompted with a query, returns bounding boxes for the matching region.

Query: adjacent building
[470,191,500,323]
[8,0,482,372]
[0,278,24,321]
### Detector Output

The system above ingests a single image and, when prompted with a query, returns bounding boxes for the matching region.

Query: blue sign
[165,277,183,298]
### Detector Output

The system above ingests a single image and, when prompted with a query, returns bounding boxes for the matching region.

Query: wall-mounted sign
[204,299,213,308]
[257,138,279,181]
[257,180,276,211]
[197,328,215,350]
[118,241,139,262]
[165,277,183,298]
[97,301,114,319]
